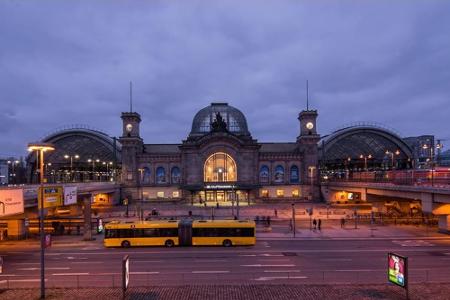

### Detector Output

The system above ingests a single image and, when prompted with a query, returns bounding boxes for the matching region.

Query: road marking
[335,269,382,272]
[254,276,307,281]
[239,254,257,257]
[133,260,164,263]
[71,261,102,264]
[193,259,227,263]
[263,270,301,273]
[47,267,70,270]
[320,258,352,262]
[52,273,89,276]
[7,279,48,283]
[392,240,435,247]
[17,268,38,271]
[260,254,283,257]
[0,275,19,277]
[130,272,160,275]
[241,264,296,267]
[192,270,230,274]
[12,263,40,265]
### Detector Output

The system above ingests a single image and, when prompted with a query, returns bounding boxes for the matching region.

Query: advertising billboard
[388,253,408,288]
[38,186,63,208]
[0,189,24,217]
[64,186,77,205]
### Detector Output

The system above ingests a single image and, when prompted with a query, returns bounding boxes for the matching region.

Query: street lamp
[28,142,55,300]
[7,160,20,184]
[423,144,435,186]
[359,154,372,171]
[64,154,79,182]
[385,150,400,170]
[87,158,100,181]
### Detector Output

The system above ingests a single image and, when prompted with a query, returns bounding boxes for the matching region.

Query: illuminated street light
[385,150,400,170]
[27,142,55,300]
[64,154,79,182]
[7,160,20,184]
[359,154,372,171]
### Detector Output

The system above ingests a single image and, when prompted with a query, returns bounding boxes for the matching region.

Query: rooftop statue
[211,112,228,132]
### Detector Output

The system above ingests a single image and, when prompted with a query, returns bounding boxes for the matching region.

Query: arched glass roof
[190,103,250,136]
[319,124,413,167]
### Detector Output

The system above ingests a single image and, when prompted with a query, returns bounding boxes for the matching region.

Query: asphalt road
[1,238,450,288]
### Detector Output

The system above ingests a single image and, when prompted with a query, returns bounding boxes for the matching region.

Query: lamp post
[7,160,20,184]
[64,154,79,182]
[138,168,144,221]
[385,150,400,170]
[423,144,436,186]
[28,142,55,300]
[87,159,100,181]
[359,154,372,171]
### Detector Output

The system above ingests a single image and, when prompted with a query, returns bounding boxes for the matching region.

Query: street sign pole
[122,255,130,300]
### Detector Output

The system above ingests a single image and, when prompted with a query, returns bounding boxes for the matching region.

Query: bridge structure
[322,179,450,233]
[0,181,120,239]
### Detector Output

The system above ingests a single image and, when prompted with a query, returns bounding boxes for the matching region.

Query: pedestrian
[204,201,207,207]
[274,209,278,217]
[267,216,271,227]
[340,217,345,228]
[216,202,219,209]
[318,218,322,231]
[313,218,317,230]
[289,219,293,232]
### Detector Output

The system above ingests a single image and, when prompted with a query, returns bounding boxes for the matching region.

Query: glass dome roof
[190,103,250,136]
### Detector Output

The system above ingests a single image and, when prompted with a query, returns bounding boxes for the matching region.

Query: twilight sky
[1,1,449,157]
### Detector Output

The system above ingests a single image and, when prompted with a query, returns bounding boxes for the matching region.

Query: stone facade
[119,103,320,203]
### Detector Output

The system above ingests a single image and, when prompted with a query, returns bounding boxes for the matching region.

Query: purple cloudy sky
[1,1,449,157]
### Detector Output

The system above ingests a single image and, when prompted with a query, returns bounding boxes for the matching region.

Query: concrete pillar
[83,195,93,241]
[6,219,26,240]
[438,215,450,234]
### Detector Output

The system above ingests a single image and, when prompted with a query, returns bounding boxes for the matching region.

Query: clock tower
[119,112,143,187]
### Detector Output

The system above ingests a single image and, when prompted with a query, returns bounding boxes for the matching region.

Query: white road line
[47,267,70,270]
[133,260,164,263]
[335,269,382,272]
[0,275,19,277]
[129,272,160,275]
[241,264,296,267]
[12,263,40,265]
[254,276,307,281]
[8,279,48,283]
[52,273,89,276]
[17,268,39,271]
[263,270,301,273]
[71,262,103,264]
[260,254,283,257]
[192,271,230,274]
[193,259,227,263]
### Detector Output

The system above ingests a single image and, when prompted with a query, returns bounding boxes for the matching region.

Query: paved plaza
[1,283,450,300]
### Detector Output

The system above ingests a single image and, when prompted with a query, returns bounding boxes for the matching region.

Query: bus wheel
[165,239,174,248]
[121,240,130,248]
[223,239,232,247]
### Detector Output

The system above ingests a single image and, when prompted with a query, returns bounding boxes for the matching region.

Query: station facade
[120,103,320,204]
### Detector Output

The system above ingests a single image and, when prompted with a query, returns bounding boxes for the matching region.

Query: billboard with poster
[0,189,24,217]
[38,186,63,208]
[388,252,408,287]
[64,186,77,205]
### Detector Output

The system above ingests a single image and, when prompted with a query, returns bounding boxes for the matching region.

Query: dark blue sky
[1,1,449,157]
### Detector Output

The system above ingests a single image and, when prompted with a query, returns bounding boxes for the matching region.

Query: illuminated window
[292,189,300,197]
[157,191,165,198]
[204,152,237,182]
[260,189,269,198]
[172,191,180,198]
[276,189,284,197]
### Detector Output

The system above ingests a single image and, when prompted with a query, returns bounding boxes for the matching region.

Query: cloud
[0,1,449,156]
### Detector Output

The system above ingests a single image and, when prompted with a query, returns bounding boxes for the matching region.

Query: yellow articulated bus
[104,220,180,248]
[104,219,255,248]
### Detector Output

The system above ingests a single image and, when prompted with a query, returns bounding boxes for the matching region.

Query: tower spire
[129,81,133,112]
[306,80,309,111]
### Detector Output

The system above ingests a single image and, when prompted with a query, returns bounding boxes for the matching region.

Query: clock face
[126,123,133,133]
[306,122,314,130]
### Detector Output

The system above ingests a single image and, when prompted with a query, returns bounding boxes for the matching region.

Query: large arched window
[156,167,166,184]
[274,165,284,183]
[204,152,237,182]
[171,166,181,184]
[259,165,269,183]
[142,167,151,184]
[290,165,299,183]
